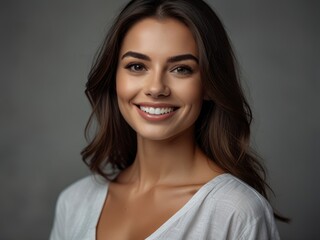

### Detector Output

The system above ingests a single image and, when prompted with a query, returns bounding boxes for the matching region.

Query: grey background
[0,0,319,239]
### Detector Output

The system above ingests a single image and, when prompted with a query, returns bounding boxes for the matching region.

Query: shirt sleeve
[232,194,281,240]
[210,177,281,240]
[238,215,280,240]
[49,192,67,240]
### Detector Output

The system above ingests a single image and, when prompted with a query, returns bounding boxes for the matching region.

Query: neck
[119,127,209,190]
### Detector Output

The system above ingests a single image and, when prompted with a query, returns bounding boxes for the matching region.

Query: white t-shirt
[50,173,280,240]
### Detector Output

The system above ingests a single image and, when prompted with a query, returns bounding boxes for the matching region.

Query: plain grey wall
[1,0,319,239]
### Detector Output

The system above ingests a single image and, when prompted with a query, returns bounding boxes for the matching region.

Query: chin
[135,125,194,142]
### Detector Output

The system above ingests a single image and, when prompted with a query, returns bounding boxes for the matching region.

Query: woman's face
[116,17,203,141]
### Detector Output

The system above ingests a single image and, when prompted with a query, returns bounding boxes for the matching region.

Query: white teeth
[155,108,161,114]
[140,106,175,115]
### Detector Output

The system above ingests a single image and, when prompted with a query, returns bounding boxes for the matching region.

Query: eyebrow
[121,51,151,61]
[121,51,199,63]
[167,54,199,63]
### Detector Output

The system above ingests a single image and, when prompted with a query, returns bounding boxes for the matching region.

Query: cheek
[116,71,135,102]
[174,78,203,106]
[116,71,126,99]
[116,72,130,119]
[116,73,132,122]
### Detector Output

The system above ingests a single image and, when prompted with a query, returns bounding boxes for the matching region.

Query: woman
[50,0,285,239]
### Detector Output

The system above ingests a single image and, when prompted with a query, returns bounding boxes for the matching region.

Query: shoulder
[56,174,109,218]
[57,175,109,219]
[50,175,109,240]
[201,174,280,239]
[58,175,107,204]
[208,174,273,218]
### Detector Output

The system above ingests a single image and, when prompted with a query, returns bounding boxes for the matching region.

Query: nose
[144,71,170,98]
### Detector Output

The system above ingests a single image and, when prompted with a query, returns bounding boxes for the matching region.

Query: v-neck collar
[92,173,230,240]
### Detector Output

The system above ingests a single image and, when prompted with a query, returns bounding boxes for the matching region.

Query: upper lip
[134,102,179,108]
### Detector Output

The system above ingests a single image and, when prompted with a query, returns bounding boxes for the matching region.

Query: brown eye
[125,63,146,72]
[172,66,193,75]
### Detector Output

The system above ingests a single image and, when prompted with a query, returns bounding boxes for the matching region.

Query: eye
[171,65,193,75]
[125,63,146,72]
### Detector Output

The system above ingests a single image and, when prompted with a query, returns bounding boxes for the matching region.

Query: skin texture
[96,18,223,240]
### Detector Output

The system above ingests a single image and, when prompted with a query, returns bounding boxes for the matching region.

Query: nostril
[145,87,171,98]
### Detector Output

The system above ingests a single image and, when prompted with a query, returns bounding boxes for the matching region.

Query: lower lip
[136,106,177,121]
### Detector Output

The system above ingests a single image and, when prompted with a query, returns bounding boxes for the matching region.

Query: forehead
[120,17,198,57]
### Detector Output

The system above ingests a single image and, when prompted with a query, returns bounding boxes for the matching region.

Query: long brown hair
[81,0,288,221]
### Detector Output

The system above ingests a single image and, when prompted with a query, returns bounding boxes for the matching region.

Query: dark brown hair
[82,0,288,221]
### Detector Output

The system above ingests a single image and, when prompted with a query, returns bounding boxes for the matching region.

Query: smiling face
[116,17,203,141]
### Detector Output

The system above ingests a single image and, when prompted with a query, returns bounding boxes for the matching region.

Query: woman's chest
[96,184,199,240]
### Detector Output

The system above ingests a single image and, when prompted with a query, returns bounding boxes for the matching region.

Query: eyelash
[171,65,193,75]
[125,63,146,72]
[124,63,193,75]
